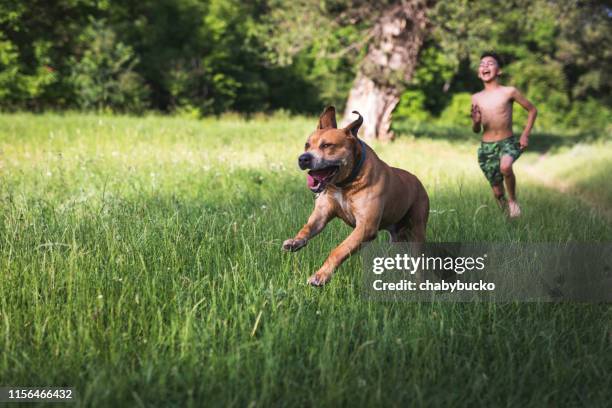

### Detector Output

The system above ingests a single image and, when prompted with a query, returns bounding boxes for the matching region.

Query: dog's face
[298,106,363,193]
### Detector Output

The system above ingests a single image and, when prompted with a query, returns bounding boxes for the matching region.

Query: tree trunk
[343,1,429,140]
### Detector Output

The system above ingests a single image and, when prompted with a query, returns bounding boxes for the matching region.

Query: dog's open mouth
[307,166,339,193]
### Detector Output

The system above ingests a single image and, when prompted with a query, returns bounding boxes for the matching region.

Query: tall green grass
[0,113,611,406]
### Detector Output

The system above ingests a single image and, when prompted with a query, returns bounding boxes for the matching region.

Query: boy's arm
[511,87,537,150]
[471,95,481,133]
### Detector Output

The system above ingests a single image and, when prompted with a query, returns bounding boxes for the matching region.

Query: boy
[471,51,537,217]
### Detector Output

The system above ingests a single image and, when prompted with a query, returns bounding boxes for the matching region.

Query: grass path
[520,151,612,223]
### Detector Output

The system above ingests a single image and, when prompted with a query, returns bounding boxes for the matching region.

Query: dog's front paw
[282,238,306,252]
[307,271,332,286]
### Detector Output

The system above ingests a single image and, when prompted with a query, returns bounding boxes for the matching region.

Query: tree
[428,0,612,130]
[261,0,432,139]
[70,20,148,112]
[343,1,428,139]
[0,0,99,110]
[0,33,55,109]
[1,0,608,131]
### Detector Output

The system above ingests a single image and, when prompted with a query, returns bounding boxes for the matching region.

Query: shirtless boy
[471,52,537,217]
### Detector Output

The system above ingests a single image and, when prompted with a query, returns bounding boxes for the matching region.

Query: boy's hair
[480,51,503,67]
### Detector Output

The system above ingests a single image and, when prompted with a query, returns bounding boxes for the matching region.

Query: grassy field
[0,113,611,407]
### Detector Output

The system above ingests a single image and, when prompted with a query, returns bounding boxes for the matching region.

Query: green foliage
[395,43,457,123]
[563,99,612,134]
[0,0,609,132]
[257,0,366,111]
[0,34,55,109]
[504,57,570,131]
[164,0,270,114]
[407,44,456,115]
[404,0,612,133]
[437,92,472,128]
[394,90,430,122]
[70,21,149,113]
[0,0,100,110]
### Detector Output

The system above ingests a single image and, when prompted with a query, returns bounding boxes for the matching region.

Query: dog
[282,106,430,286]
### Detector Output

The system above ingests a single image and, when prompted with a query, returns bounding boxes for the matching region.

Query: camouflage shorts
[477,136,522,186]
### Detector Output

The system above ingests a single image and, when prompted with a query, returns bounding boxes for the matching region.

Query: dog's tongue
[307,174,317,188]
[306,168,335,188]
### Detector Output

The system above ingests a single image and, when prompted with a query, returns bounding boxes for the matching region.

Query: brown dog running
[282,106,429,286]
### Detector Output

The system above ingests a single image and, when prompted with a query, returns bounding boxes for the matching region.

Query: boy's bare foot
[508,200,521,218]
[496,196,508,212]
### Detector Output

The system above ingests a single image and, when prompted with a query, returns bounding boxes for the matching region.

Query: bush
[70,21,149,113]
[505,58,571,131]
[0,35,55,109]
[394,90,431,122]
[563,99,612,135]
[438,92,472,128]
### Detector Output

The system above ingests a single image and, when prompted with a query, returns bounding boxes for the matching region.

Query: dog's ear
[344,111,363,138]
[318,106,337,129]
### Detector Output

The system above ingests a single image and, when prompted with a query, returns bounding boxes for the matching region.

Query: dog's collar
[334,139,366,188]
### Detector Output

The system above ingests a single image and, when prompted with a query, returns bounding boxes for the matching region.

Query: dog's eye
[320,143,333,149]
[304,142,310,149]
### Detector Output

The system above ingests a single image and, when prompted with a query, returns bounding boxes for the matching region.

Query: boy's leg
[479,143,507,211]
[500,155,521,217]
[492,183,507,210]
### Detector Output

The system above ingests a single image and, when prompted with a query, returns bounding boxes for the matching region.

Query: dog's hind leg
[390,199,429,244]
[386,224,402,242]
[406,192,429,243]
[395,196,429,283]
[387,223,410,242]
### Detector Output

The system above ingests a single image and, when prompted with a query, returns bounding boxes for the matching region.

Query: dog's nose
[298,153,313,169]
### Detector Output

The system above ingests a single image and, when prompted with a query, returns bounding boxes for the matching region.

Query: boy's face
[478,56,501,83]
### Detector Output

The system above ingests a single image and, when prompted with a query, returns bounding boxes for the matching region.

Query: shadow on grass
[393,121,608,154]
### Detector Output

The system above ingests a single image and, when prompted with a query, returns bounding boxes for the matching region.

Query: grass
[0,113,611,407]
[524,141,612,208]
